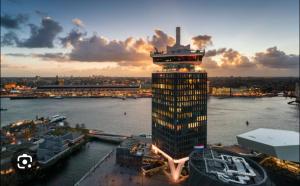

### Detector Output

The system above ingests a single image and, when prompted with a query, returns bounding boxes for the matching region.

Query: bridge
[88,130,129,144]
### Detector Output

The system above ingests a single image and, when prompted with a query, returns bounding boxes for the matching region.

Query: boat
[120,96,126,100]
[53,96,63,99]
[115,95,126,100]
[49,115,67,123]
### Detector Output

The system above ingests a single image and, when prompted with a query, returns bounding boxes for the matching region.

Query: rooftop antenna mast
[175,27,180,46]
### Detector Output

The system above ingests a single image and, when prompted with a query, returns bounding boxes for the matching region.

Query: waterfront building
[36,84,140,91]
[211,87,263,97]
[237,128,300,163]
[4,83,17,90]
[116,138,144,168]
[189,148,268,186]
[237,128,300,183]
[37,132,84,164]
[151,27,207,181]
[35,84,142,98]
[211,87,231,96]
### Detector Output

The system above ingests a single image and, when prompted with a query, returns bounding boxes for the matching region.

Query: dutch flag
[194,144,205,151]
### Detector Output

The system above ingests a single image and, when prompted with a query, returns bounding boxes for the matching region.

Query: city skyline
[1,2,300,183]
[1,0,299,77]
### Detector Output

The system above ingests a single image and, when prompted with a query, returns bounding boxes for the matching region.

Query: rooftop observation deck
[150,50,205,64]
[150,49,205,57]
[153,69,206,73]
[150,27,205,65]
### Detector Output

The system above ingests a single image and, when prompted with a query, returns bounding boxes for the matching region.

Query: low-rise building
[189,148,268,186]
[237,128,299,163]
[116,138,144,168]
[37,132,84,163]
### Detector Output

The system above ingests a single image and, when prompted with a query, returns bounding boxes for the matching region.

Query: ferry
[53,96,64,99]
[0,108,8,111]
[116,95,126,100]
[49,115,67,123]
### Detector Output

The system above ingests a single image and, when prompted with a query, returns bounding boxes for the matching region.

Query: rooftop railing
[150,49,205,57]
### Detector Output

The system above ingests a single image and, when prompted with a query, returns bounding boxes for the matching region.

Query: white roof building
[237,128,299,162]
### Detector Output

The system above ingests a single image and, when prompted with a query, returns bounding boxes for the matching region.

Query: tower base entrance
[152,145,189,181]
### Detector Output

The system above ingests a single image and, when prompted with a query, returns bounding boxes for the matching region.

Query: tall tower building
[151,27,207,181]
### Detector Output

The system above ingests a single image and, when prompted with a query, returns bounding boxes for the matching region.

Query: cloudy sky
[1,0,299,77]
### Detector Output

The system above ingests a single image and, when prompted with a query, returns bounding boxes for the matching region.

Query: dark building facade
[188,148,268,186]
[151,27,207,159]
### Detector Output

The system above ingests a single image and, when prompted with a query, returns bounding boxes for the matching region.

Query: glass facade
[152,72,207,159]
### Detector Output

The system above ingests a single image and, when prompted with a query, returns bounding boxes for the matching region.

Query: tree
[64,121,70,127]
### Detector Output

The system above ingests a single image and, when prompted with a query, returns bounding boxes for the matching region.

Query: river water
[1,97,299,185]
